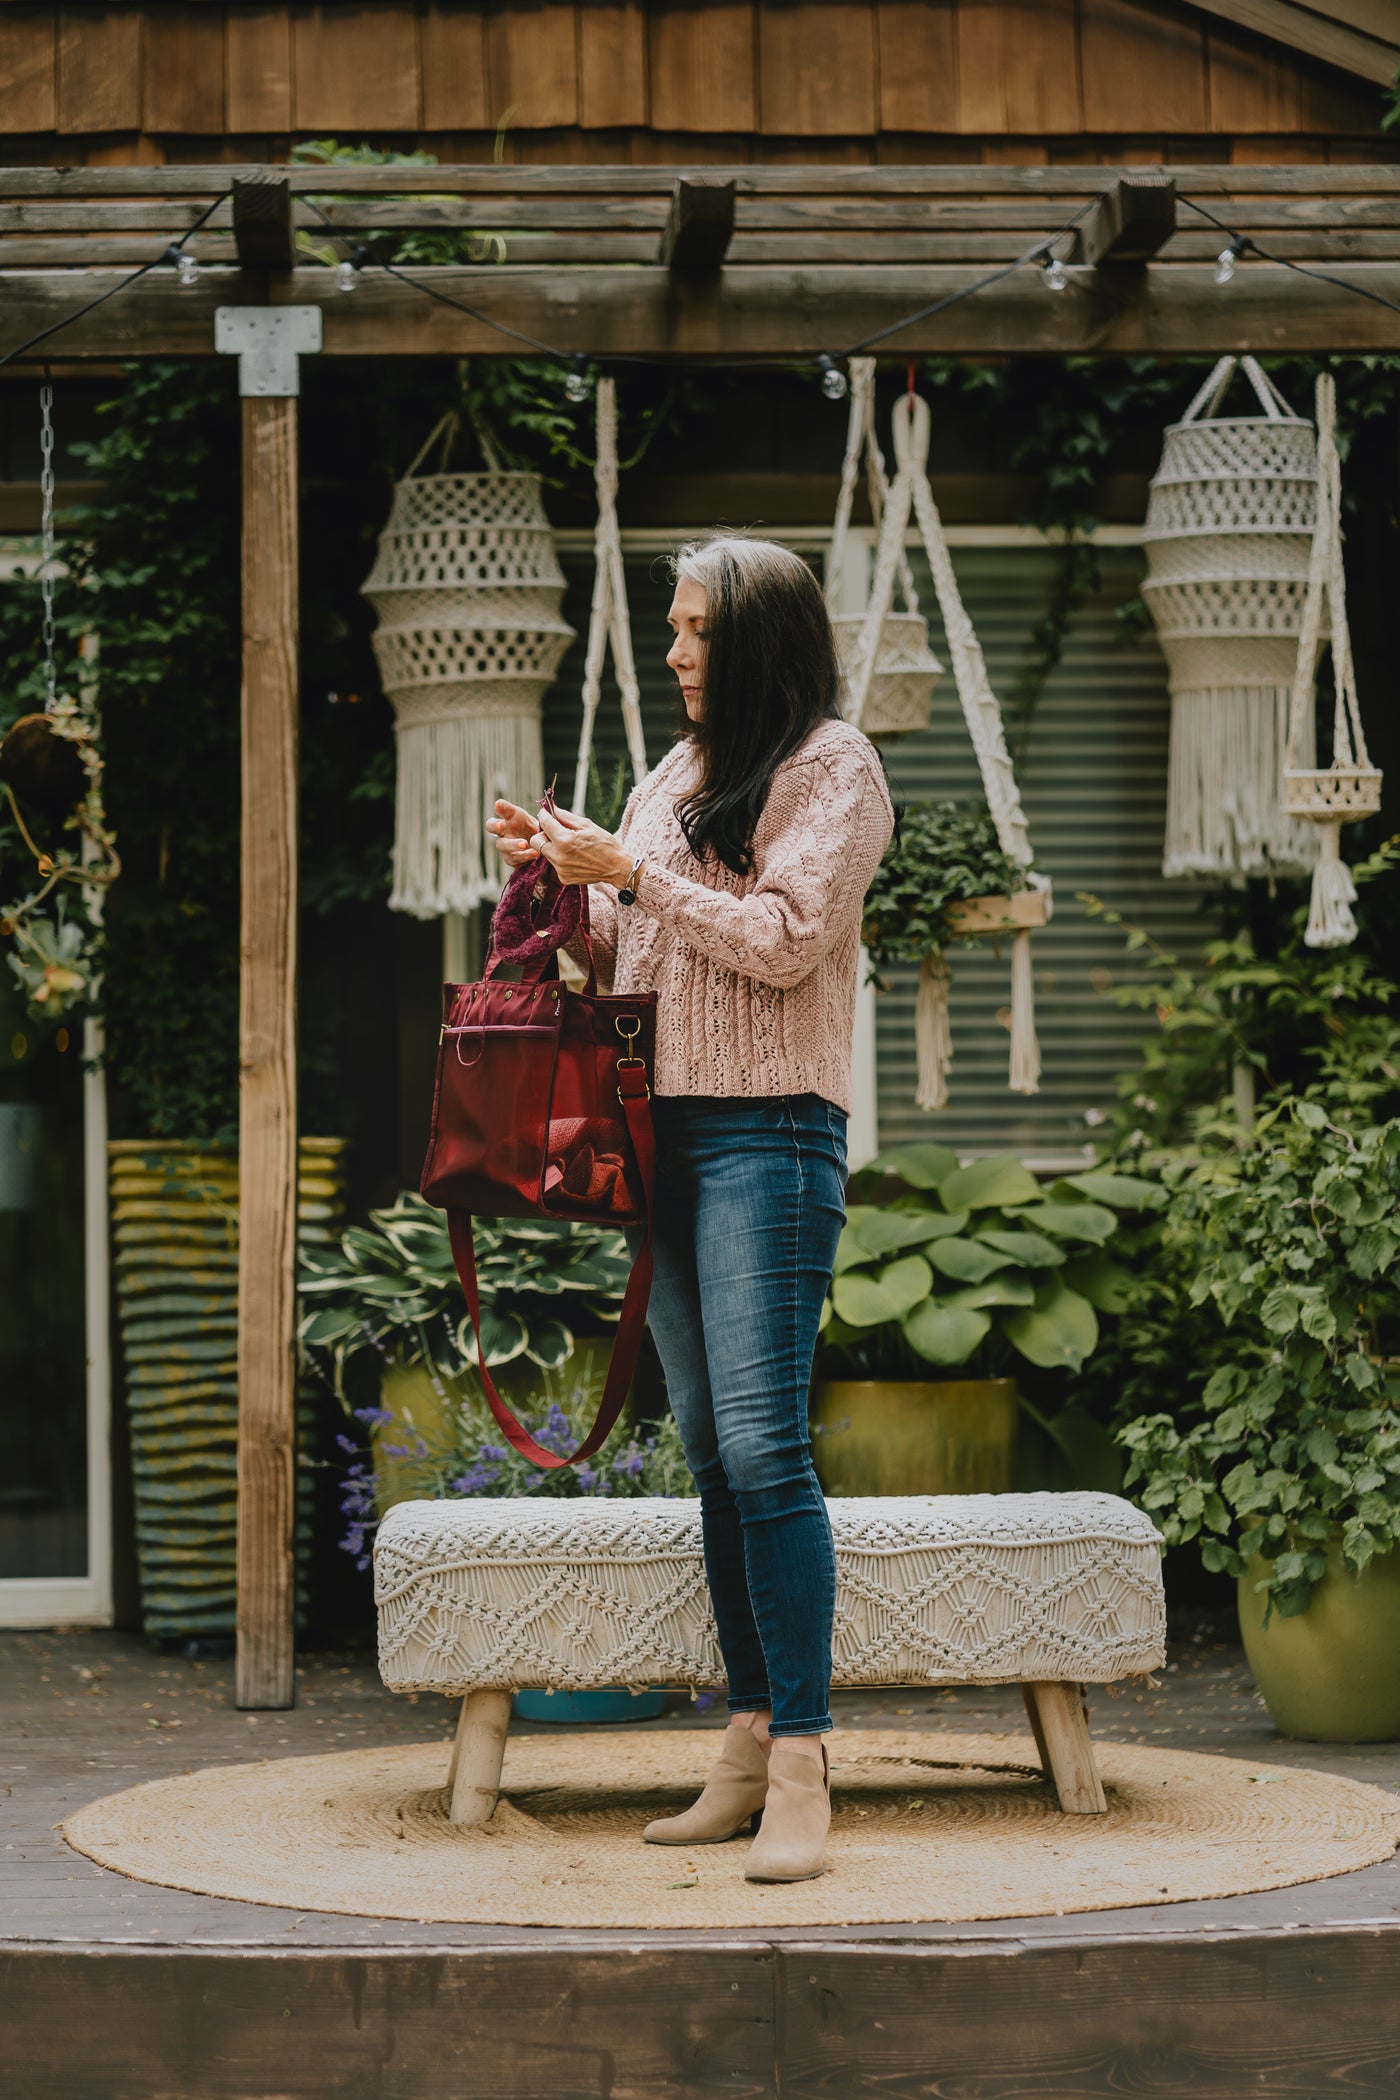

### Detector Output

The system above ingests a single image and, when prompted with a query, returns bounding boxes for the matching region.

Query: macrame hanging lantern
[841,366,1050,1112]
[363,415,576,918]
[571,378,649,812]
[825,359,943,741]
[1142,357,1320,881]
[1283,373,1382,949]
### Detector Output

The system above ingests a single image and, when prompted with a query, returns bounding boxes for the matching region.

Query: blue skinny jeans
[630,1093,847,1736]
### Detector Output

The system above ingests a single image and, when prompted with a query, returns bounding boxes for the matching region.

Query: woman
[488,534,894,1882]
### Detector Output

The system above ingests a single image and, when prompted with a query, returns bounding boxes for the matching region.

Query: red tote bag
[418,853,656,1469]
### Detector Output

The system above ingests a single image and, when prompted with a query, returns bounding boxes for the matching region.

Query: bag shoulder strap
[445,1066,655,1469]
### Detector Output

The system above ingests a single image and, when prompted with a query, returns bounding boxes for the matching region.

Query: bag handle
[446,1065,655,1468]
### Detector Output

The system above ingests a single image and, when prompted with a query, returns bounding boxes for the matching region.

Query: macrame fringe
[1008,929,1040,1096]
[1164,686,1319,879]
[390,711,543,918]
[915,952,954,1113]
[1304,823,1359,950]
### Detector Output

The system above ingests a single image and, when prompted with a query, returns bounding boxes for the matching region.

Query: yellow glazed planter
[810,1378,1017,1498]
[375,1340,620,1512]
[1237,1541,1400,1742]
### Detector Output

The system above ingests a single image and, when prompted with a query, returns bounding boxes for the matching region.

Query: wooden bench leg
[1022,1682,1107,1815]
[447,1689,512,1826]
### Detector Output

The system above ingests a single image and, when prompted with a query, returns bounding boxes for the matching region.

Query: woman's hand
[486,799,540,870]
[533,805,634,889]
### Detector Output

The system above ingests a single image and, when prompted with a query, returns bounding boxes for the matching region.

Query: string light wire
[0,188,233,371]
[1177,191,1400,321]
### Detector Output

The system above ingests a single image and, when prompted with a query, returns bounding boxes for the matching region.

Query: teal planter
[513,1687,666,1723]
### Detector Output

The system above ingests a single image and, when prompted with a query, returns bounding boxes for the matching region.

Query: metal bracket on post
[214,306,323,397]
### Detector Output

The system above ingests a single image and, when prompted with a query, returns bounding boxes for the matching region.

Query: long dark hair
[670,534,843,875]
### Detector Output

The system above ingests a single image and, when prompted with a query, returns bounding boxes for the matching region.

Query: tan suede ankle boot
[743,1741,830,1882]
[643,1724,770,1845]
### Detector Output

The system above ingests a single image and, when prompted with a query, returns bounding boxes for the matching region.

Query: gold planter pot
[1237,1540,1400,1743]
[810,1378,1017,1498]
[375,1339,621,1512]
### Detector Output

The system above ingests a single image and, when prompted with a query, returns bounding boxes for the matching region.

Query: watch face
[617,886,636,907]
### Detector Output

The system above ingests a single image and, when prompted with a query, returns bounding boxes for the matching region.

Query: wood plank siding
[0,2,1388,165]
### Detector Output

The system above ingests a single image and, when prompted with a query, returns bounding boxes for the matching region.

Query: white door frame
[0,595,112,1627]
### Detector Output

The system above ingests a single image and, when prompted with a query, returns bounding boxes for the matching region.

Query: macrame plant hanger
[362,408,575,918]
[1284,372,1382,948]
[825,358,942,742]
[840,362,1048,1111]
[572,377,649,812]
[1142,356,1319,881]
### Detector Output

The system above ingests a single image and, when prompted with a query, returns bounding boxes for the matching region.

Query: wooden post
[235,393,300,1710]
[448,1690,513,1825]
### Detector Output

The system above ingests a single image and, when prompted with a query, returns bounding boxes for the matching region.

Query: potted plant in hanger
[811,1143,1157,1497]
[861,801,1047,1111]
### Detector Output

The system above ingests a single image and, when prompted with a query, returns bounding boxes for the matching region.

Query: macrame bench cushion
[375,1490,1165,1696]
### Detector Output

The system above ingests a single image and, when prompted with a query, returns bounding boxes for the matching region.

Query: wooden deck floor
[4,1622,1400,2097]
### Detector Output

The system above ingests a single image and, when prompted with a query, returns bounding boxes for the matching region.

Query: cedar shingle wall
[0,1,1388,161]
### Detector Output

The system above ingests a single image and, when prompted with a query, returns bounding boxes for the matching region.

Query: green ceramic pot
[1237,1540,1400,1742]
[810,1378,1017,1498]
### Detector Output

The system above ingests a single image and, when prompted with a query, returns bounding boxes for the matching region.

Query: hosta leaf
[852,1209,972,1256]
[342,1226,398,1269]
[1018,1201,1117,1245]
[832,1255,933,1328]
[524,1318,573,1369]
[1060,1253,1136,1313]
[940,1155,1041,1211]
[298,1307,362,1345]
[457,1306,528,1367]
[943,1273,1035,1309]
[977,1228,1067,1269]
[927,1238,1013,1284]
[1004,1279,1099,1370]
[371,1217,453,1269]
[862,1141,959,1190]
[1059,1170,1164,1212]
[903,1300,991,1366]
[834,1215,878,1274]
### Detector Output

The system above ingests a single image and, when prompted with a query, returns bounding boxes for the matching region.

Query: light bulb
[1042,256,1069,293]
[564,365,589,405]
[335,259,358,293]
[817,355,848,402]
[1214,245,1238,286]
[176,251,200,288]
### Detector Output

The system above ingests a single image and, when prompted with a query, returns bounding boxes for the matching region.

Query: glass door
[0,970,111,1624]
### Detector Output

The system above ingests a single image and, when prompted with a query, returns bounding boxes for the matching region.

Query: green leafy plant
[298,1191,631,1398]
[819,1141,1159,1380]
[861,801,1031,980]
[1081,840,1400,1150]
[1118,1103,1400,1619]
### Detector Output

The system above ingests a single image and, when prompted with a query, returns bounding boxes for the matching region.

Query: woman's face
[666,578,707,723]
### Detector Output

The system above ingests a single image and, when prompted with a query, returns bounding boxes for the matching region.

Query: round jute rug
[63,1728,1400,1929]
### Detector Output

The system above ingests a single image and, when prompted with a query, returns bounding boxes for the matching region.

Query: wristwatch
[617,856,645,907]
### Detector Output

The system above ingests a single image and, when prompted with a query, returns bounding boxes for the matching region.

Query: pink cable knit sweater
[580,718,894,1113]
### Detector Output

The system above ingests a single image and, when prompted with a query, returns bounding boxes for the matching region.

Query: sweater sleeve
[635,747,893,991]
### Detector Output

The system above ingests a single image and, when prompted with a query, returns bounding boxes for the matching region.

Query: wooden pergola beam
[231,177,296,274]
[660,178,735,273]
[1075,177,1177,269]
[4,260,1399,357]
[3,163,1400,198]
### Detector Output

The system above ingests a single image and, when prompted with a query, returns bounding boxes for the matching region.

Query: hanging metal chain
[39,376,57,714]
